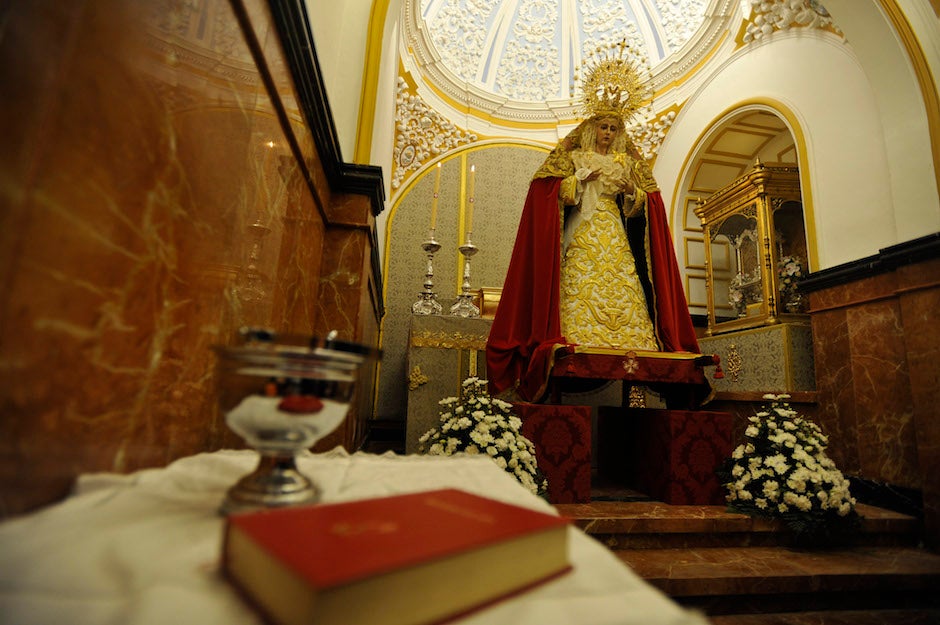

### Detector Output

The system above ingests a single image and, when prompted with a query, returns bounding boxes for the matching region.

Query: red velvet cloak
[486,176,700,402]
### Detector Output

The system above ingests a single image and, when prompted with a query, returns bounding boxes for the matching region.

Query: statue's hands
[574,167,599,182]
[619,175,636,195]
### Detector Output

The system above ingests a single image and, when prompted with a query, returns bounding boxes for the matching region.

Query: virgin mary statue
[485,49,702,403]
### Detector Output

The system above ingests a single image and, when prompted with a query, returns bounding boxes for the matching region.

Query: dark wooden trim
[799,232,940,294]
[266,0,385,318]
[879,231,940,267]
[267,0,385,218]
[232,0,386,317]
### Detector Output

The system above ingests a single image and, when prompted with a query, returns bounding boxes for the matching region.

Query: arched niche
[672,105,807,319]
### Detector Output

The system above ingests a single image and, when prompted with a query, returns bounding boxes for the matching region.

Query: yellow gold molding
[353,0,390,164]
[683,196,705,232]
[686,272,711,309]
[410,330,488,351]
[418,78,578,130]
[733,13,751,48]
[570,346,706,360]
[685,236,707,271]
[878,0,940,201]
[657,32,728,96]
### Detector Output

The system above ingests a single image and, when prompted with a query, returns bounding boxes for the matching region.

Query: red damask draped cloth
[486,176,702,402]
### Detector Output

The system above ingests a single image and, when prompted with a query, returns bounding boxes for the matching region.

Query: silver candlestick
[412,231,443,315]
[450,234,480,317]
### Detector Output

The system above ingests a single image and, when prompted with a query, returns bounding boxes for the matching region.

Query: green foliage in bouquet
[418,377,548,498]
[719,394,861,546]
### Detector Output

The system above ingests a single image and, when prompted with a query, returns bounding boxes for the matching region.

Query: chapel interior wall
[0,0,381,516]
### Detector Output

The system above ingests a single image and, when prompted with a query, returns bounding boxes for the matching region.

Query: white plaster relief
[495,0,560,101]
[743,0,842,42]
[654,0,710,50]
[425,0,500,83]
[417,0,711,105]
[628,109,677,161]
[393,77,478,189]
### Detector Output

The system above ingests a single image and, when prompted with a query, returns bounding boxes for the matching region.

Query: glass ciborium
[214,328,380,515]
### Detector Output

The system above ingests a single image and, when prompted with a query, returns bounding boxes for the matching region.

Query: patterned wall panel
[379,145,548,420]
[698,322,816,393]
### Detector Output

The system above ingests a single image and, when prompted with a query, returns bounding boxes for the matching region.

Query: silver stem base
[219,453,318,515]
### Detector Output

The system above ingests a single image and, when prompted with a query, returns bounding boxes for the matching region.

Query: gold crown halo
[575,40,651,123]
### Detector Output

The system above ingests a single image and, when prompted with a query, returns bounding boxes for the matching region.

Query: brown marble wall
[705,392,822,448]
[899,258,940,549]
[0,0,381,516]
[807,253,940,547]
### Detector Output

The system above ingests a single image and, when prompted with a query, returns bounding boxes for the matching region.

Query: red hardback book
[222,488,571,625]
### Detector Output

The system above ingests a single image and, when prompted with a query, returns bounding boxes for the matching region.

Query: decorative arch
[672,100,819,315]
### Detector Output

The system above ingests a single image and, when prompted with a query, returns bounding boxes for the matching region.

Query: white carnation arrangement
[418,377,548,498]
[720,394,860,545]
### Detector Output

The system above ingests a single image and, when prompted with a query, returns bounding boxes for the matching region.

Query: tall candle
[430,162,441,230]
[467,165,476,233]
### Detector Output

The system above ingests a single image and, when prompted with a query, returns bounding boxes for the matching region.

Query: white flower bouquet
[418,377,548,497]
[719,394,860,545]
[777,254,804,307]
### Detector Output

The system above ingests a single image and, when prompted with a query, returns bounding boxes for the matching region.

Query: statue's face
[595,117,620,152]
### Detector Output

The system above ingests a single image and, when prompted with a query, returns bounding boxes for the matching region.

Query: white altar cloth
[0,449,707,625]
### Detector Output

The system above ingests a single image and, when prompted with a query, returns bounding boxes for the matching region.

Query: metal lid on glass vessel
[214,327,381,380]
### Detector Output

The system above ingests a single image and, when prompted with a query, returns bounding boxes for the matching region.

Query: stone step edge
[613,546,940,598]
[707,609,940,625]
[554,503,918,537]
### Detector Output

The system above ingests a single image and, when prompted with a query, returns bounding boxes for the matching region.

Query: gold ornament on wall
[410,330,488,351]
[408,366,430,391]
[727,343,743,383]
[628,385,647,408]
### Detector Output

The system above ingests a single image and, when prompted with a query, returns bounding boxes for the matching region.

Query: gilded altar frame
[694,162,807,336]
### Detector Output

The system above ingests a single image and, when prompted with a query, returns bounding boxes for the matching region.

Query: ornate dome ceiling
[417,0,711,103]
[403,0,737,130]
[392,0,748,188]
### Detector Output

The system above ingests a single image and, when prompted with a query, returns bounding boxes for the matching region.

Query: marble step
[615,545,940,596]
[707,609,940,625]
[615,545,940,616]
[554,501,920,549]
